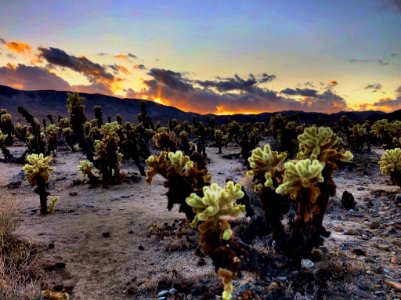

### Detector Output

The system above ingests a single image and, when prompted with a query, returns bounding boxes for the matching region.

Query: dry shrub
[0,189,40,299]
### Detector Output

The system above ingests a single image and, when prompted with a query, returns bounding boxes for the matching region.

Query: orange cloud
[117,65,130,75]
[114,54,130,61]
[6,41,32,54]
[328,80,338,88]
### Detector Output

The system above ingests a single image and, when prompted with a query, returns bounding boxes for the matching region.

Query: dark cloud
[132,68,348,114]
[97,52,108,56]
[133,64,146,70]
[0,37,5,44]
[128,53,137,59]
[390,53,399,57]
[364,83,383,92]
[370,86,401,111]
[0,64,71,91]
[280,88,318,97]
[304,81,315,88]
[39,47,113,81]
[7,53,16,59]
[196,73,275,92]
[147,68,194,92]
[383,0,401,12]
[38,47,121,94]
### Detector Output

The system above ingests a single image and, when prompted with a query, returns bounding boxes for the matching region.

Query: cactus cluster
[247,126,353,262]
[146,150,210,220]
[186,181,245,300]
[23,153,56,214]
[379,148,401,186]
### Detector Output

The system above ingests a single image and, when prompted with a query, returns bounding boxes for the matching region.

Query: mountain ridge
[0,85,387,124]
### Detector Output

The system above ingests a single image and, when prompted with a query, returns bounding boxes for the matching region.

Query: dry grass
[0,189,40,300]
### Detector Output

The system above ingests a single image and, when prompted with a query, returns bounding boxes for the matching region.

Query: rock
[311,248,325,261]
[369,221,380,230]
[301,259,315,269]
[352,249,366,256]
[138,245,145,251]
[48,243,55,249]
[375,243,390,251]
[69,192,78,196]
[384,279,401,290]
[102,232,110,238]
[344,229,359,235]
[7,180,21,189]
[341,191,356,209]
[391,257,400,265]
[197,258,206,266]
[385,226,397,235]
[128,230,134,234]
[334,226,344,232]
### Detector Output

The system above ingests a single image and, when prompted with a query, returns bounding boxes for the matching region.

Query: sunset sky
[0,0,400,114]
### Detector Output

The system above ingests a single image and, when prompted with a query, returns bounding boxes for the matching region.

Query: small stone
[352,249,366,256]
[375,243,390,251]
[48,243,55,249]
[138,245,145,251]
[344,229,359,235]
[301,259,315,269]
[384,279,401,290]
[369,221,380,230]
[69,192,78,196]
[128,230,134,234]
[7,181,21,189]
[102,232,110,238]
[334,226,344,232]
[391,257,400,265]
[157,290,169,297]
[197,258,206,266]
[341,191,356,210]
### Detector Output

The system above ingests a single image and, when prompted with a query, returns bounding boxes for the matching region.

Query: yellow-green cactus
[0,130,7,144]
[145,150,194,184]
[186,181,245,230]
[297,126,353,163]
[186,181,244,300]
[0,113,11,123]
[23,153,54,186]
[99,121,120,137]
[379,148,401,177]
[45,124,59,137]
[168,150,194,173]
[247,144,287,190]
[276,159,324,200]
[48,195,60,213]
[78,160,101,179]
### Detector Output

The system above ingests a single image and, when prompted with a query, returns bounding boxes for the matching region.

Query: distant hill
[0,85,386,124]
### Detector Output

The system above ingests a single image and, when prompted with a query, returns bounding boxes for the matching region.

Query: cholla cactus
[297,126,352,166]
[276,159,325,222]
[145,150,210,220]
[379,148,401,186]
[186,181,245,228]
[214,129,223,154]
[186,181,245,300]
[93,121,123,184]
[78,160,101,185]
[372,119,401,149]
[23,153,55,214]
[45,124,60,155]
[247,144,287,191]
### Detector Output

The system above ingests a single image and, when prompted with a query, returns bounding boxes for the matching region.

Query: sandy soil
[1,144,400,299]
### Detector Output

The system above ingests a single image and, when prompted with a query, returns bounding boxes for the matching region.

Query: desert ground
[1,142,400,299]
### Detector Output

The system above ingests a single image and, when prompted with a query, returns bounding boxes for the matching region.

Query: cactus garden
[0,94,400,299]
